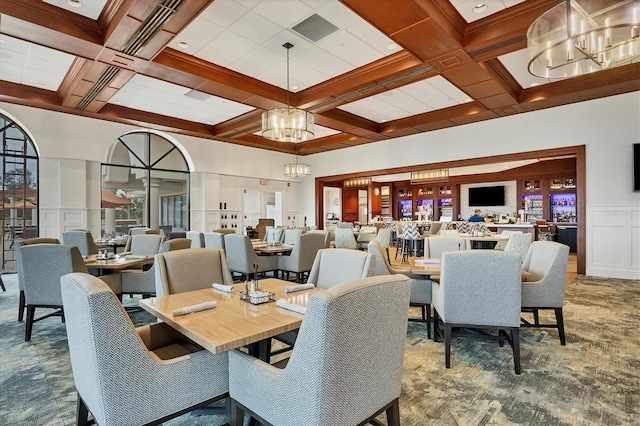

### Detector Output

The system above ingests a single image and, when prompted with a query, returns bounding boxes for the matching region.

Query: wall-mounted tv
[468,185,505,206]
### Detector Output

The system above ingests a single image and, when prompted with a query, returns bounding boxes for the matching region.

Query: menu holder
[239,290,276,305]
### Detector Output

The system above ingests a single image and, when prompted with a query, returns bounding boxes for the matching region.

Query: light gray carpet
[0,273,638,425]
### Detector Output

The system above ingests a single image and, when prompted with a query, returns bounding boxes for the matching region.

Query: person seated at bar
[469,209,485,222]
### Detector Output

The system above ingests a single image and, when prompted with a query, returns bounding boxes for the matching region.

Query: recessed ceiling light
[0,39,6,44]
[529,82,540,87]
[464,98,473,103]
[35,82,47,88]
[290,84,299,90]
[386,42,397,50]
[177,41,189,49]
[67,0,83,7]
[381,119,388,123]
[472,4,487,13]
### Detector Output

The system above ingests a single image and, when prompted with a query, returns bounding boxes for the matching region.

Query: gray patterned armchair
[307,248,373,289]
[432,250,523,374]
[228,274,411,426]
[224,234,277,281]
[277,232,325,283]
[61,272,229,426]
[61,230,100,256]
[520,241,570,345]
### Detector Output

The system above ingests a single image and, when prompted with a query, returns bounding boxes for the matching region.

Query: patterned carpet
[0,272,638,425]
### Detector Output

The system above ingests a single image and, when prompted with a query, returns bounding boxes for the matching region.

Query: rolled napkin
[415,258,440,264]
[283,283,315,293]
[276,298,307,315]
[212,283,234,293]
[172,301,217,317]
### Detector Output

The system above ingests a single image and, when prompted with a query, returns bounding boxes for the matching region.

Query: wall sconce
[343,177,372,187]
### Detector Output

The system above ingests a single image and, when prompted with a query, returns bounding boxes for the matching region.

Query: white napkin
[125,255,148,260]
[415,258,440,264]
[276,298,307,314]
[212,283,234,293]
[283,283,315,293]
[172,301,217,317]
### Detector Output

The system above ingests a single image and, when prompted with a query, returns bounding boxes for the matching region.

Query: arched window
[101,131,189,237]
[0,112,39,270]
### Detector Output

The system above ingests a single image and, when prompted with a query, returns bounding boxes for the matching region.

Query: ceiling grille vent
[76,0,183,110]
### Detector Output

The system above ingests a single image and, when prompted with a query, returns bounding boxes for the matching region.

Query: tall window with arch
[0,112,39,271]
[101,131,189,237]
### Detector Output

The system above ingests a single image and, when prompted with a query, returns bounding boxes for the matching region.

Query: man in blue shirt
[469,209,485,222]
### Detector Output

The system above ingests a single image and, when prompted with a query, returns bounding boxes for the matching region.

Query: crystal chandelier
[527,0,640,78]
[262,42,314,142]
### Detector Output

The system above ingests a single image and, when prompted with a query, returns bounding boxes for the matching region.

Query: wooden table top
[254,245,293,255]
[408,257,441,277]
[84,255,151,270]
[139,278,319,354]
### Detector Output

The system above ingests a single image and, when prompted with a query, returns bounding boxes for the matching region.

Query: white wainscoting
[586,205,640,279]
[38,209,59,239]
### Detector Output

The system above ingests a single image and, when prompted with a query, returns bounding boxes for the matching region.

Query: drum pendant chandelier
[262,42,315,143]
[527,0,640,78]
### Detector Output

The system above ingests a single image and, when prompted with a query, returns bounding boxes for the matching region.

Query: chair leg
[385,247,391,265]
[555,307,566,345]
[512,328,521,375]
[25,306,35,341]
[385,398,400,426]
[229,399,244,426]
[426,304,432,340]
[444,323,452,368]
[533,308,540,325]
[0,275,5,291]
[18,290,25,322]
[432,309,440,342]
[76,394,90,426]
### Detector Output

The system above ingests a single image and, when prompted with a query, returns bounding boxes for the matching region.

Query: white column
[145,177,161,229]
[105,208,116,236]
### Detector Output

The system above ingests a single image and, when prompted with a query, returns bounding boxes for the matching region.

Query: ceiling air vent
[76,0,183,110]
[291,14,338,42]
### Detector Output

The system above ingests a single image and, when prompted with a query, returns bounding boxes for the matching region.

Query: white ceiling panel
[43,0,108,20]
[338,76,470,123]
[169,0,400,91]
[109,75,255,125]
[0,35,74,90]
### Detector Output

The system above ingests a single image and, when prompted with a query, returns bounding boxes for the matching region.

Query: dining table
[139,278,319,361]
[408,257,441,277]
[252,241,293,256]
[84,255,153,274]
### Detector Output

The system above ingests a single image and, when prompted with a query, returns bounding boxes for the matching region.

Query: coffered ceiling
[1,0,638,156]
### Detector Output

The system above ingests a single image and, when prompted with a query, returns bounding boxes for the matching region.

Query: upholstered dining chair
[14,237,60,322]
[155,248,234,296]
[228,274,411,426]
[129,227,161,236]
[494,230,523,250]
[20,244,121,341]
[432,250,523,374]
[61,230,100,257]
[307,248,373,289]
[368,239,433,338]
[61,272,229,426]
[504,232,533,262]
[333,227,357,249]
[283,228,302,245]
[399,222,423,262]
[423,221,443,236]
[120,238,191,297]
[307,229,330,248]
[186,230,205,248]
[520,241,570,345]
[356,225,377,249]
[265,227,284,244]
[424,236,469,258]
[204,231,226,250]
[224,234,278,281]
[277,232,325,283]
[374,227,392,263]
[123,234,166,255]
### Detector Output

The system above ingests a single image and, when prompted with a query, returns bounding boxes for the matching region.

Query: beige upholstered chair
[61,230,100,257]
[424,236,470,258]
[307,248,373,289]
[368,239,433,338]
[228,275,411,426]
[277,233,325,283]
[186,230,205,248]
[307,230,330,248]
[374,227,392,263]
[283,228,302,245]
[432,250,523,374]
[494,230,523,250]
[423,221,443,236]
[20,244,121,341]
[123,234,166,255]
[61,272,229,426]
[224,234,277,281]
[265,227,284,243]
[504,232,533,262]
[204,231,226,250]
[155,248,234,296]
[14,237,60,322]
[120,238,191,297]
[520,241,570,345]
[129,227,161,236]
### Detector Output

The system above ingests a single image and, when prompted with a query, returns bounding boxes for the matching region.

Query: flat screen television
[468,185,505,206]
